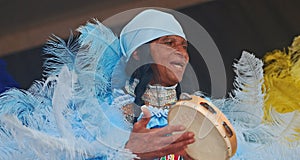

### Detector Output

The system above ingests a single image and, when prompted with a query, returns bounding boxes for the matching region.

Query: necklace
[125,79,178,108]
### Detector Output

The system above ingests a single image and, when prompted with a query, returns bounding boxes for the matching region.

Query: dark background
[2,0,300,97]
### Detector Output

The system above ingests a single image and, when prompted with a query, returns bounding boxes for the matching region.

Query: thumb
[136,105,151,128]
[141,105,151,118]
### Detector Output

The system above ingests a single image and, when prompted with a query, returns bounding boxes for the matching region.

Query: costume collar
[125,79,177,108]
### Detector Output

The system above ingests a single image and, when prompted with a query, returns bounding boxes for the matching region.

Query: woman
[123,36,193,160]
[114,9,195,159]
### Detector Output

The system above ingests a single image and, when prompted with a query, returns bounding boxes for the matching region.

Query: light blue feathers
[0,19,135,159]
[76,19,122,101]
[43,32,79,77]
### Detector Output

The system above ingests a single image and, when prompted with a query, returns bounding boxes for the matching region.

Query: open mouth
[170,61,186,70]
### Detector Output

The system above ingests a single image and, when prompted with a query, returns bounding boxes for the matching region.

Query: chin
[168,77,182,86]
[174,74,184,83]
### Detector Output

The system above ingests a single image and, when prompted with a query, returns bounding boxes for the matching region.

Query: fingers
[158,131,194,146]
[157,132,195,158]
[129,130,195,159]
[168,133,195,149]
[131,106,151,132]
[174,132,195,143]
[147,132,195,154]
[155,124,186,136]
[173,131,195,146]
[132,118,150,132]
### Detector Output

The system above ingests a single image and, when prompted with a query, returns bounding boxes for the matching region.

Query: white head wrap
[119,9,186,62]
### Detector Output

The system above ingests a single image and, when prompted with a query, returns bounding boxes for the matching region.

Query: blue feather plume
[43,32,79,77]
[75,19,122,101]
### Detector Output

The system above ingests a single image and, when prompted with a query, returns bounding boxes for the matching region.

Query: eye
[182,45,188,50]
[164,41,173,46]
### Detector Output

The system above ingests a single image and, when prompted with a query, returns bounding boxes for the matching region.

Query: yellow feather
[262,35,300,141]
[290,36,300,82]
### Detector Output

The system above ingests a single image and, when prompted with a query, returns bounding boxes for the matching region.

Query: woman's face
[149,35,189,86]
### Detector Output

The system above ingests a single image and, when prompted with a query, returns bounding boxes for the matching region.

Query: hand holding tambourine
[168,94,237,160]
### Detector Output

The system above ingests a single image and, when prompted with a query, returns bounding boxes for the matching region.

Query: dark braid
[175,83,182,100]
[132,64,153,106]
[127,64,153,123]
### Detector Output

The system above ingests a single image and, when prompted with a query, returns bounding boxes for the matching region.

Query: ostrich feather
[224,51,265,129]
[51,66,75,139]
[263,50,300,116]
[263,35,300,116]
[290,35,300,83]
[268,109,300,145]
[75,19,122,101]
[262,35,300,143]
[41,19,122,102]
[43,32,79,77]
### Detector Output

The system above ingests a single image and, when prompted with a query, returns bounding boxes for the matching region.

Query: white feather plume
[224,51,265,128]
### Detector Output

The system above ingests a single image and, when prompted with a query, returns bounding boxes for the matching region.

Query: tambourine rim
[168,96,237,159]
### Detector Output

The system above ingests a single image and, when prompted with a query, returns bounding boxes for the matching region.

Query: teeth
[173,64,183,69]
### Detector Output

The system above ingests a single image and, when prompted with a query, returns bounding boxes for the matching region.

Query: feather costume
[0,20,135,160]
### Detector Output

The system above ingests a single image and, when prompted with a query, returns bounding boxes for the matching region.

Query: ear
[131,50,140,61]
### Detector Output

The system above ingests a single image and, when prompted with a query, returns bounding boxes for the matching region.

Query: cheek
[154,65,173,79]
[150,45,171,65]
[155,64,168,73]
[160,65,177,78]
[152,53,168,66]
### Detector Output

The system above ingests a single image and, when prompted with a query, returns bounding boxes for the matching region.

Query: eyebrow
[182,41,188,46]
[160,36,188,45]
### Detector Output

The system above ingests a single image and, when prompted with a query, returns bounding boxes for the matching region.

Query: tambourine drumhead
[168,96,237,160]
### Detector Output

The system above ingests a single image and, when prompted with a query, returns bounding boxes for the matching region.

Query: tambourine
[168,95,237,160]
